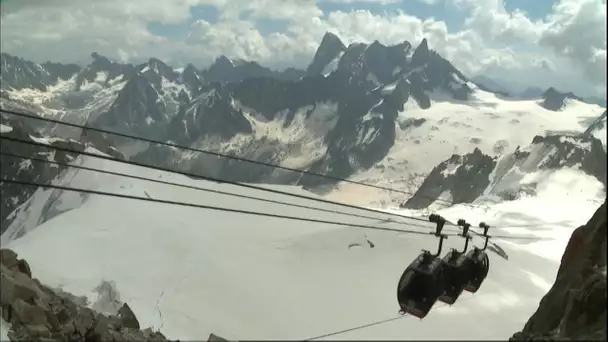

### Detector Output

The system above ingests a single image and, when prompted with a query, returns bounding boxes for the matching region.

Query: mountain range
[1,32,606,233]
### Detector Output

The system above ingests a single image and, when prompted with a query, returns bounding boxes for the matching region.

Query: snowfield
[326,88,606,208]
[1,148,603,340]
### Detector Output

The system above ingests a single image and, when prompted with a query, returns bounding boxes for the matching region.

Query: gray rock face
[402,148,496,209]
[92,73,169,141]
[402,133,607,208]
[74,52,139,91]
[203,55,305,84]
[1,248,173,342]
[510,200,607,341]
[307,32,347,76]
[527,134,606,185]
[2,33,487,197]
[541,87,583,111]
[120,34,476,189]
[0,53,81,92]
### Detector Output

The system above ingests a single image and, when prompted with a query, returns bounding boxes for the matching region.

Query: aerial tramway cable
[0,107,454,206]
[0,134,450,227]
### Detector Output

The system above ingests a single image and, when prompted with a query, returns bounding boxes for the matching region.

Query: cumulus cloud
[187,19,271,62]
[0,0,604,94]
[456,0,546,44]
[539,0,607,84]
[452,0,606,88]
[320,0,403,4]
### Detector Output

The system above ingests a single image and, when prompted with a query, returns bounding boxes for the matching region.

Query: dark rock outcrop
[401,148,496,209]
[136,36,467,187]
[510,200,607,341]
[528,134,606,185]
[2,33,492,196]
[0,113,125,235]
[202,55,305,84]
[403,132,607,208]
[0,53,81,92]
[307,32,347,76]
[541,87,583,111]
[1,248,173,341]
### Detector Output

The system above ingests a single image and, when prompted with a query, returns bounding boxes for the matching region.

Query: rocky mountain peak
[90,52,113,69]
[411,38,429,66]
[181,63,204,93]
[207,55,235,76]
[147,57,164,68]
[0,53,53,91]
[1,33,523,202]
[322,31,344,47]
[138,57,180,86]
[541,86,583,111]
[40,61,81,82]
[401,147,497,209]
[183,63,199,74]
[91,73,167,141]
[204,55,304,84]
[307,32,347,76]
[75,53,137,90]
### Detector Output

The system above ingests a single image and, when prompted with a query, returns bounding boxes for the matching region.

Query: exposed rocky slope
[203,55,304,84]
[402,148,495,209]
[135,35,478,186]
[0,53,80,92]
[0,248,172,341]
[402,132,607,208]
[0,113,124,235]
[510,199,607,341]
[1,33,478,189]
[541,87,583,111]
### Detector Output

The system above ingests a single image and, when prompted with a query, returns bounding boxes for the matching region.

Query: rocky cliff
[510,200,607,341]
[0,249,172,341]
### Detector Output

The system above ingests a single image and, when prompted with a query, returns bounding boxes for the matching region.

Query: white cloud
[539,0,607,85]
[451,0,606,90]
[218,0,322,21]
[320,0,403,4]
[187,19,272,63]
[453,0,546,44]
[0,0,604,95]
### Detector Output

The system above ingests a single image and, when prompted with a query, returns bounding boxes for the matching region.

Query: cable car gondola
[437,219,474,305]
[463,222,491,294]
[396,214,447,319]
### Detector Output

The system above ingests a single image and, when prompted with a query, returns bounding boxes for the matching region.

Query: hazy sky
[1,0,606,96]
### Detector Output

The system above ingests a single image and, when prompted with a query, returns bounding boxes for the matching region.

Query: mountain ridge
[1,31,606,218]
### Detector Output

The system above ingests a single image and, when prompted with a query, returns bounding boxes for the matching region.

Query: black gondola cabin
[464,248,490,293]
[397,251,444,318]
[438,249,473,305]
